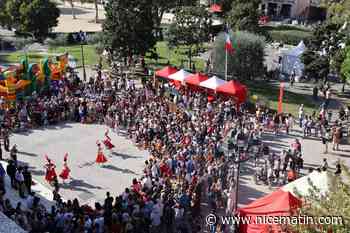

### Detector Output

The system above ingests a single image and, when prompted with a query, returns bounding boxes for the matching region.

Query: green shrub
[86,32,102,45]
[13,37,35,50]
[212,31,265,80]
[268,30,311,45]
[45,34,67,47]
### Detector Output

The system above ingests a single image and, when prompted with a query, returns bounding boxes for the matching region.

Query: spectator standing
[6,160,16,189]
[0,162,5,194]
[10,144,18,166]
[15,167,25,198]
[23,166,32,194]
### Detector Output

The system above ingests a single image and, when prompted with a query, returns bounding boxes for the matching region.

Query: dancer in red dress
[103,130,115,150]
[59,153,71,182]
[44,155,57,184]
[96,141,108,165]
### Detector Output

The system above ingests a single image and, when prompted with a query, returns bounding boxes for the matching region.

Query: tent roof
[168,69,192,82]
[185,73,209,86]
[286,41,306,57]
[155,66,178,79]
[199,76,226,90]
[210,4,222,13]
[239,189,302,215]
[216,80,247,103]
[281,171,330,197]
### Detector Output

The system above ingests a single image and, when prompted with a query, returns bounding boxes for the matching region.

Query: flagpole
[225,48,228,81]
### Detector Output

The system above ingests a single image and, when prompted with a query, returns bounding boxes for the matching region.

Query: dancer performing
[103,129,115,150]
[96,141,108,165]
[44,155,57,185]
[59,153,71,182]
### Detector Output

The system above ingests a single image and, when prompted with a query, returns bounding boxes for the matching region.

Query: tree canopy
[341,46,350,84]
[1,0,59,40]
[289,166,350,233]
[168,6,212,68]
[102,0,158,60]
[226,0,260,33]
[212,31,265,80]
[322,0,350,24]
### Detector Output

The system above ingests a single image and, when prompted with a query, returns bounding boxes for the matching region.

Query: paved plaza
[11,124,148,206]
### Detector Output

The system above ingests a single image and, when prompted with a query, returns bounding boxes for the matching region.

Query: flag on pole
[225,33,234,54]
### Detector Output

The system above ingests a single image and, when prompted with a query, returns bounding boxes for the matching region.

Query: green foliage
[85,32,103,45]
[301,50,330,81]
[290,166,350,233]
[266,27,312,45]
[12,37,35,50]
[0,0,11,27]
[168,6,211,68]
[4,0,59,41]
[102,0,157,60]
[341,47,350,83]
[45,34,67,47]
[212,31,265,80]
[226,0,260,33]
[322,0,350,24]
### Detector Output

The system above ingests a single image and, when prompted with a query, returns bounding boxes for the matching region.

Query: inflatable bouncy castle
[0,53,68,101]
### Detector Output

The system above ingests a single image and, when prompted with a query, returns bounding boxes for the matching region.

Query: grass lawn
[48,45,99,67]
[247,80,318,116]
[0,52,46,64]
[146,41,206,71]
[0,45,99,67]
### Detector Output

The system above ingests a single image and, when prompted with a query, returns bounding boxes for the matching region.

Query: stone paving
[11,124,149,206]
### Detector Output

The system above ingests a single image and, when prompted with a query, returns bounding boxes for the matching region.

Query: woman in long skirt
[103,130,115,150]
[44,155,57,184]
[96,141,108,165]
[59,153,71,182]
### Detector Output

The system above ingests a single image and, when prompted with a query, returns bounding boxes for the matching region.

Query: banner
[278,83,284,113]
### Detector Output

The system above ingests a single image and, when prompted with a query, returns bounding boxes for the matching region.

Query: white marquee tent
[168,69,192,82]
[199,76,226,90]
[281,171,330,198]
[281,41,306,77]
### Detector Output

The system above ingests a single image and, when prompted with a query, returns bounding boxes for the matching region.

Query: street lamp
[81,43,87,81]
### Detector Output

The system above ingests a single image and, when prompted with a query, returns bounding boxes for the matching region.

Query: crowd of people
[0,66,347,233]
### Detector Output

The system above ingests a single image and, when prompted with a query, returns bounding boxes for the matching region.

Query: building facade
[260,0,323,20]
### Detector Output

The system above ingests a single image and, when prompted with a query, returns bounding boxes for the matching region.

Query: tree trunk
[70,0,76,19]
[94,0,99,23]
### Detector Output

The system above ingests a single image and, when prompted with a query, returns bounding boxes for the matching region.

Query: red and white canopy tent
[199,76,227,91]
[168,69,192,82]
[238,189,302,233]
[216,80,248,103]
[185,73,209,86]
[155,66,178,79]
[209,4,222,13]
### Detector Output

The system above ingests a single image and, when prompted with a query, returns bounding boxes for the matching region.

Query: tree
[301,50,330,82]
[226,0,260,33]
[4,0,59,40]
[321,0,350,24]
[341,46,350,85]
[212,31,265,80]
[102,0,157,61]
[288,165,350,233]
[168,6,212,69]
[0,0,11,28]
[18,0,59,41]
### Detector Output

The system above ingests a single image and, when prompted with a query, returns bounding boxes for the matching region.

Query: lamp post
[81,43,87,81]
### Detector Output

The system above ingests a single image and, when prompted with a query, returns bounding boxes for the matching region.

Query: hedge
[268,30,312,45]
